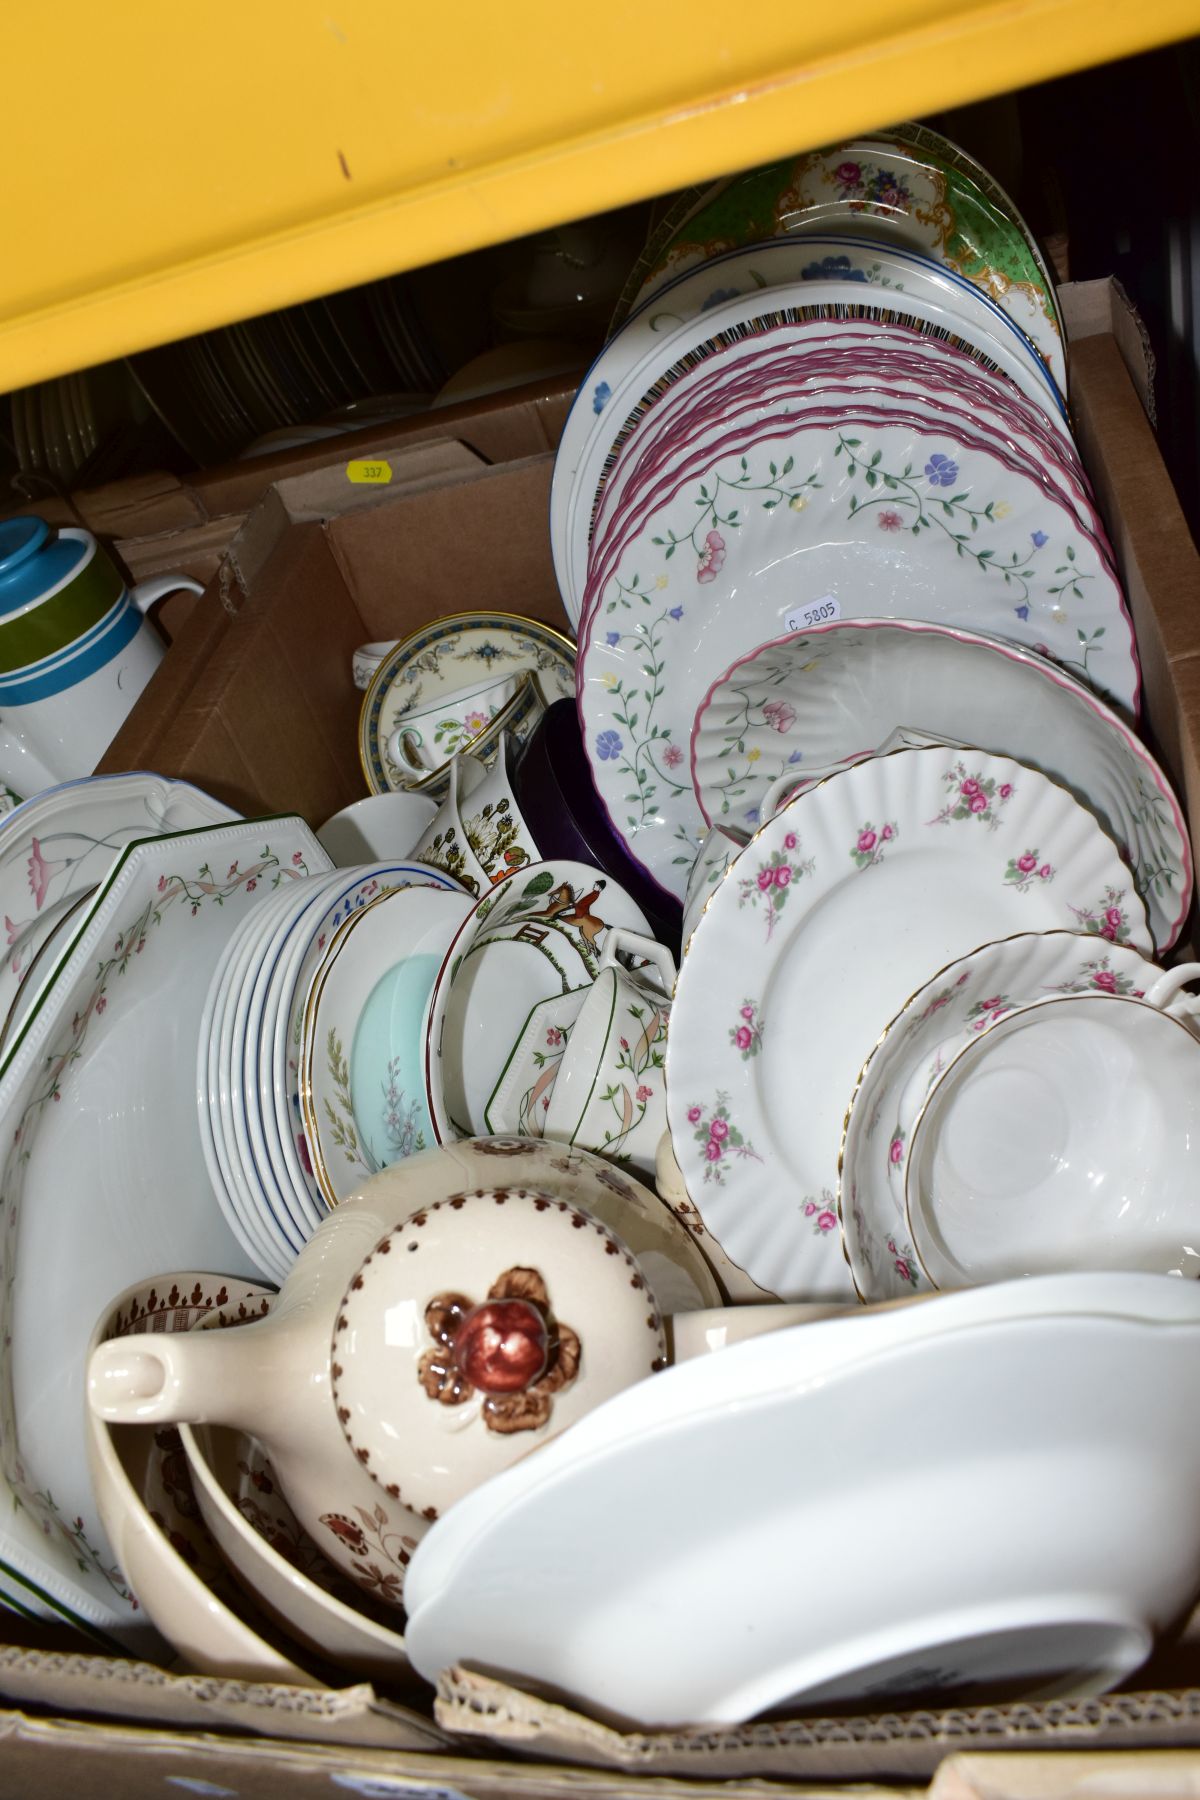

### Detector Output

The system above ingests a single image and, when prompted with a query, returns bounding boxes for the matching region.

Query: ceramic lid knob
[330,1185,667,1522]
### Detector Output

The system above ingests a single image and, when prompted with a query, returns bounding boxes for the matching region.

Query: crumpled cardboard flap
[0,1646,449,1752]
[0,1706,908,1800]
[433,1668,1200,1785]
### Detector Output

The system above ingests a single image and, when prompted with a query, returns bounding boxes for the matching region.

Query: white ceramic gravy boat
[88,1142,815,1611]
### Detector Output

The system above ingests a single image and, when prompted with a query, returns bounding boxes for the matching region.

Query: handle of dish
[353,640,398,691]
[600,928,676,997]
[386,724,431,776]
[86,1328,259,1430]
[128,573,205,613]
[1145,962,1200,1022]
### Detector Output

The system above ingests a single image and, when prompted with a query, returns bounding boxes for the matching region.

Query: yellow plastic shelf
[7,0,1200,391]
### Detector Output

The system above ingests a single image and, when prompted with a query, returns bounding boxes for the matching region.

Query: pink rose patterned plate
[839,929,1161,1304]
[666,745,1153,1300]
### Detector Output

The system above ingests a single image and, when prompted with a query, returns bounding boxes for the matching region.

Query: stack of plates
[197,861,469,1282]
[557,129,1139,911]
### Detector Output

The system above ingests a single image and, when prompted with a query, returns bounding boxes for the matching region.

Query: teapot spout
[87,1316,273,1433]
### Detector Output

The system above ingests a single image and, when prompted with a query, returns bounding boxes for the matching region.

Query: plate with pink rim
[581,391,1112,637]
[554,279,1069,624]
[586,365,1101,604]
[839,930,1162,1304]
[580,415,1139,903]
[688,619,1190,952]
[665,746,1152,1300]
[584,345,1092,593]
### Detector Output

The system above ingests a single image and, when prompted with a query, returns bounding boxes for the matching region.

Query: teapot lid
[0,517,89,616]
[330,1186,667,1522]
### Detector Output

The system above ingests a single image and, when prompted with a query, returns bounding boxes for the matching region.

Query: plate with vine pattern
[579,414,1138,901]
[583,336,1088,603]
[690,619,1189,952]
[555,276,1068,626]
[581,388,1109,637]
[0,816,329,1637]
[665,746,1152,1299]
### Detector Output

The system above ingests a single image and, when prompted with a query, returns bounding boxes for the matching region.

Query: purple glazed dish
[512,700,683,953]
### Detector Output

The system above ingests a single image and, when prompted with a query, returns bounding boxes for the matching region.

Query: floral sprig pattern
[318,1502,418,1607]
[966,993,1013,1030]
[737,833,815,940]
[730,999,765,1060]
[595,999,668,1162]
[1003,848,1056,893]
[685,1092,763,1184]
[649,454,822,571]
[1049,953,1145,997]
[1069,888,1134,944]
[834,432,1053,602]
[927,761,1015,832]
[850,820,897,870]
[599,602,689,834]
[803,1191,839,1237]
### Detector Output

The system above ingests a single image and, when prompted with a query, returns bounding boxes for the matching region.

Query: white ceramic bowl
[84,1272,320,1682]
[906,974,1200,1287]
[404,1272,1200,1725]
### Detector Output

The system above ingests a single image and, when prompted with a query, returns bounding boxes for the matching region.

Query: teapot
[0,517,203,796]
[89,1137,817,1611]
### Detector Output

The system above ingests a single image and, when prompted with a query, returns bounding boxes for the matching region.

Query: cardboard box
[2,375,578,627]
[30,277,1196,1787]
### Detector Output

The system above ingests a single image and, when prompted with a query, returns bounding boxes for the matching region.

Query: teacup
[385,672,521,777]
[483,928,671,1139]
[412,757,491,897]
[316,791,439,866]
[87,1142,807,1611]
[543,935,675,1177]
[0,518,203,795]
[904,965,1200,1288]
[458,733,539,885]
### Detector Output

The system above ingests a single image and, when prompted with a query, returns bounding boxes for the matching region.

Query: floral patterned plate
[665,746,1152,1300]
[360,613,576,797]
[585,340,1089,598]
[690,620,1190,952]
[580,414,1138,902]
[555,270,1068,624]
[581,389,1110,642]
[570,241,1077,609]
[840,931,1160,1304]
[423,861,652,1142]
[0,817,328,1637]
[614,124,1065,381]
[0,773,239,1070]
[300,885,473,1205]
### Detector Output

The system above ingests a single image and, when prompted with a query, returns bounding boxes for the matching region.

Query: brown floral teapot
[87,1137,754,1612]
